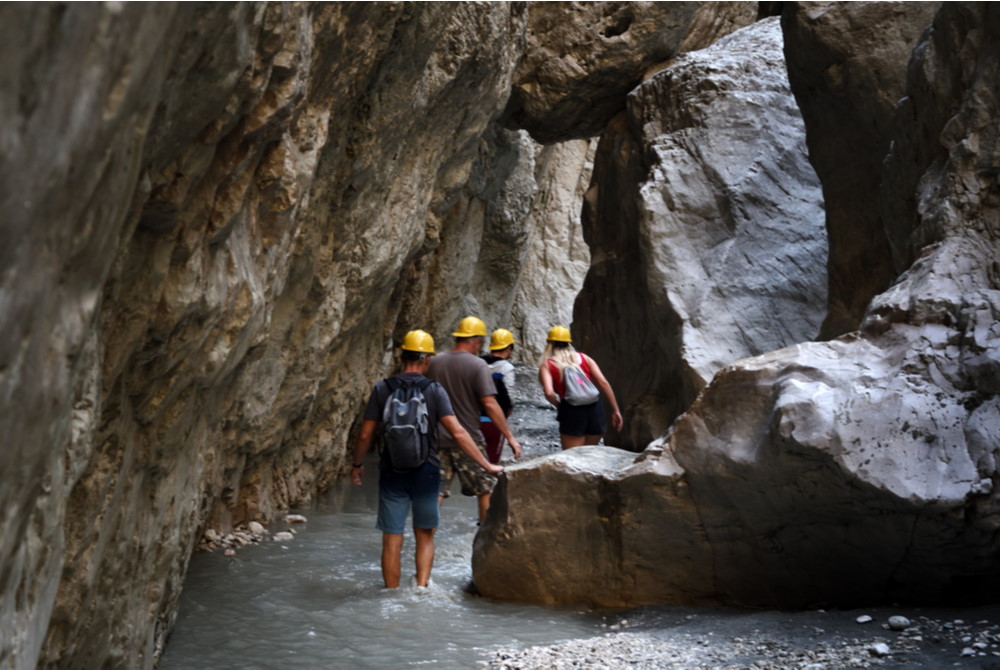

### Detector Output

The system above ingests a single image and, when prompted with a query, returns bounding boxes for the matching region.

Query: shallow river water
[160,368,1000,669]
[160,372,620,669]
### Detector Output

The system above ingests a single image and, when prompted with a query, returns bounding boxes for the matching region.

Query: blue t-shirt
[363,372,454,469]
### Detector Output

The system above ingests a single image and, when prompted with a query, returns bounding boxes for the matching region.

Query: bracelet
[352,463,364,468]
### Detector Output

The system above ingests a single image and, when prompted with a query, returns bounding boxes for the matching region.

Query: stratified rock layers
[474,4,1000,609]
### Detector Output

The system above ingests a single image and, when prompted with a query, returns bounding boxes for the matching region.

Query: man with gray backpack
[351,329,503,589]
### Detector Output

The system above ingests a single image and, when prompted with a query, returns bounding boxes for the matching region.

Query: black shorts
[556,399,606,437]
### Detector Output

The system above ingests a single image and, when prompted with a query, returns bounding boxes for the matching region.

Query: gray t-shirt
[363,372,454,469]
[427,350,496,448]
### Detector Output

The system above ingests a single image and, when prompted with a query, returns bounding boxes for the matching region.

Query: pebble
[274,531,294,541]
[887,616,910,631]
[856,615,873,624]
[284,514,308,524]
[869,642,891,657]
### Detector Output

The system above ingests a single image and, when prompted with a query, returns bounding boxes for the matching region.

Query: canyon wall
[0,3,756,668]
[475,2,1000,610]
[783,1,941,337]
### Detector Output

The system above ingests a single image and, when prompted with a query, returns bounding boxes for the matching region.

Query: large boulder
[574,17,827,450]
[474,3,1000,609]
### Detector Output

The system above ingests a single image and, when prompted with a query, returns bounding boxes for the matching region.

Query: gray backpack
[562,363,599,406]
[381,377,434,471]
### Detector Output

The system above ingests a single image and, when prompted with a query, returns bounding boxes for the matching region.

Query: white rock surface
[574,17,827,448]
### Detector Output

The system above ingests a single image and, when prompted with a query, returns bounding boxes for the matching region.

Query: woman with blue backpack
[538,325,623,450]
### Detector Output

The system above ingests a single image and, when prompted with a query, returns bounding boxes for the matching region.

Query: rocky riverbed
[484,607,1000,669]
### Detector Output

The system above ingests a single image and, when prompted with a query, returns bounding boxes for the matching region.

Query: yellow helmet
[452,316,487,338]
[401,329,435,354]
[547,325,572,343]
[489,328,516,351]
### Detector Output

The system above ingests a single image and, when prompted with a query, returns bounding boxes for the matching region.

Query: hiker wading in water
[351,330,503,589]
[538,325,623,450]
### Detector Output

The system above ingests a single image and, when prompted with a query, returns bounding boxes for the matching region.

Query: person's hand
[508,436,522,460]
[487,463,504,476]
[350,465,364,486]
[545,392,560,407]
[611,410,624,432]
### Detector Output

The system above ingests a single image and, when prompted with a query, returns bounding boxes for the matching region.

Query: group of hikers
[350,315,623,589]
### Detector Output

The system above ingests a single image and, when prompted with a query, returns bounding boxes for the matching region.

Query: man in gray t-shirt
[427,316,522,522]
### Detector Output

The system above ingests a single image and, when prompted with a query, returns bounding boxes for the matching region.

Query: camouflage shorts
[439,443,496,498]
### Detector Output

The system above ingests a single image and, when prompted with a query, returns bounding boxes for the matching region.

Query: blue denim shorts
[376,460,441,534]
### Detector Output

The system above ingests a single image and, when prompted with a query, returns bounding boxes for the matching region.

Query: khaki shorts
[439,443,496,498]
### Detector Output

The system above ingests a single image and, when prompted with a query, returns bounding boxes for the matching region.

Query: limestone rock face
[386,126,593,367]
[511,138,596,363]
[474,3,1000,609]
[574,18,827,449]
[1,4,530,668]
[782,1,940,338]
[502,2,758,143]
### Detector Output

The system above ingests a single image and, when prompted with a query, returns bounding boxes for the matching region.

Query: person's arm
[582,354,624,431]
[481,395,522,459]
[440,415,504,475]
[538,362,560,407]
[350,418,378,485]
[501,361,516,391]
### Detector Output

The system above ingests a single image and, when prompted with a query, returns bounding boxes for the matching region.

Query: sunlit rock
[574,17,827,449]
[474,4,1000,609]
[511,138,596,363]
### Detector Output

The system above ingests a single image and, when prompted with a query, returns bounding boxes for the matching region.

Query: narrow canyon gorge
[1,3,998,668]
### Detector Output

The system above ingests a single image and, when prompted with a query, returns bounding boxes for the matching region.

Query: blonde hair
[541,341,581,373]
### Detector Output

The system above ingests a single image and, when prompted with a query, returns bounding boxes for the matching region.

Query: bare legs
[477,493,490,523]
[381,529,437,588]
[413,527,435,586]
[381,533,403,588]
[442,492,491,523]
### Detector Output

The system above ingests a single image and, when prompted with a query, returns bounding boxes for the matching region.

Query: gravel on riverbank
[482,608,1000,669]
